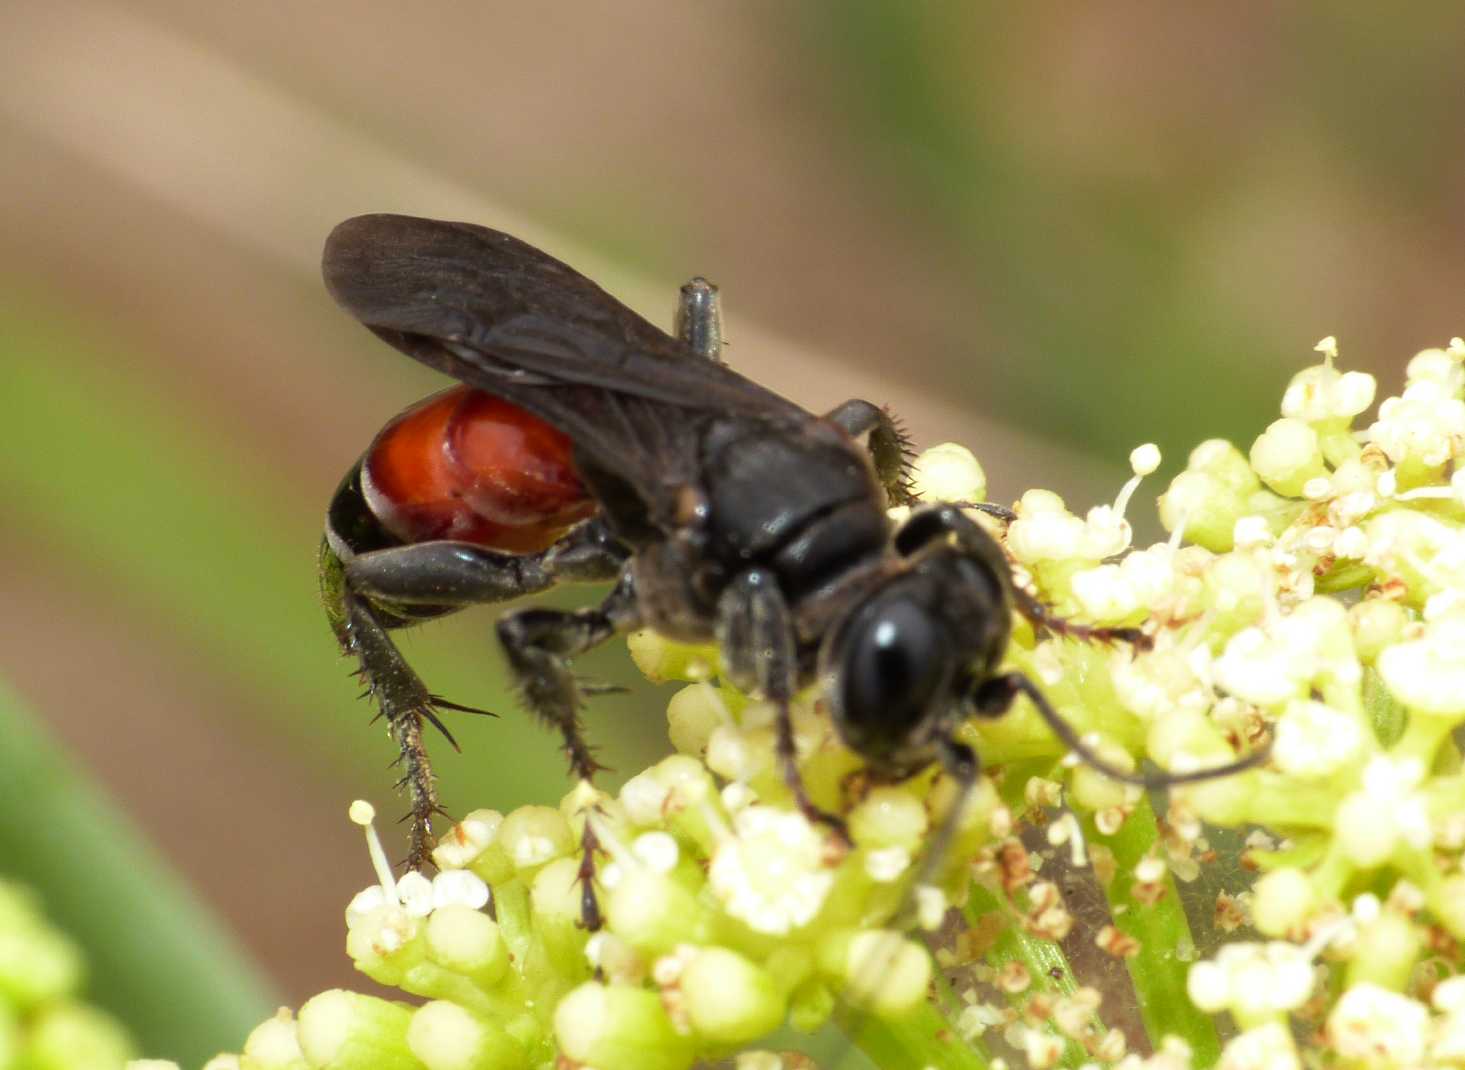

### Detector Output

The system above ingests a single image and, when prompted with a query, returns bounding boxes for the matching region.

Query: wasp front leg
[823,399,920,508]
[717,569,850,842]
[321,519,628,868]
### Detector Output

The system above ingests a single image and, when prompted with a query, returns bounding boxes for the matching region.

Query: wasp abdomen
[361,385,596,553]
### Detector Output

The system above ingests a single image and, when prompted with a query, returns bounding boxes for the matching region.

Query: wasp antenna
[950,499,1017,523]
[1012,586,1153,651]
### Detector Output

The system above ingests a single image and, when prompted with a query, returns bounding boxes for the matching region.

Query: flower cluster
[0,878,139,1069]
[210,339,1465,1069]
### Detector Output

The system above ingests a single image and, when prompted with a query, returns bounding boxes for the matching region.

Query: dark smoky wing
[323,213,811,532]
[321,214,805,418]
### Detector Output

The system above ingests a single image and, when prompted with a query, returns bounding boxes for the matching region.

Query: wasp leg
[960,500,1017,522]
[717,569,850,842]
[344,519,626,606]
[326,521,628,869]
[331,586,451,869]
[971,671,1271,788]
[495,566,642,782]
[823,399,920,507]
[899,737,980,927]
[495,567,642,931]
[675,276,723,362]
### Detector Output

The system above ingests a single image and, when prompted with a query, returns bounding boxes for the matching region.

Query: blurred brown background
[2,1,1462,1060]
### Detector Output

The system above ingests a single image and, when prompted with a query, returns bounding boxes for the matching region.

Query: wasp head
[819,531,1012,777]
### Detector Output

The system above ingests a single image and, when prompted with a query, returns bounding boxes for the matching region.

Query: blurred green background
[1,2,1461,1062]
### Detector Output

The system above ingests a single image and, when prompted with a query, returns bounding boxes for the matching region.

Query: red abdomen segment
[361,386,595,553]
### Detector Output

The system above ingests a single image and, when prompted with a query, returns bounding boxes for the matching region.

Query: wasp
[318,215,1266,919]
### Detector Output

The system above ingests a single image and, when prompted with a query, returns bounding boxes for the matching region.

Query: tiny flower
[863,846,913,882]
[1187,942,1314,1021]
[423,905,509,986]
[1110,643,1211,723]
[632,831,681,872]
[1368,380,1465,470]
[1250,418,1327,497]
[1272,699,1365,778]
[1250,868,1316,938]
[848,785,927,850]
[1281,360,1376,425]
[239,1009,303,1067]
[1327,982,1428,1065]
[666,682,731,756]
[1021,1026,1065,1070]
[1431,976,1465,1061]
[554,982,695,1070]
[431,809,502,869]
[678,947,786,1045]
[1214,597,1358,708]
[1008,491,1088,563]
[1070,544,1177,621]
[709,806,835,935]
[298,990,418,1069]
[496,805,574,871]
[1377,609,1465,719]
[1365,508,1465,602]
[819,929,932,1018]
[1335,756,1432,866]
[1159,440,1262,552]
[395,870,434,916]
[1218,1022,1299,1070]
[407,1000,525,1070]
[430,869,490,912]
[913,442,987,502]
[1405,345,1465,393]
[1213,628,1303,707]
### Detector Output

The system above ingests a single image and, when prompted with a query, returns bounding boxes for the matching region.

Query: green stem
[838,977,991,1070]
[966,885,1093,1069]
[1084,797,1220,1065]
[0,683,275,1063]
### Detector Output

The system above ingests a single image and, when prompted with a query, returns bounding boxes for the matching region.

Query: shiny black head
[819,544,1011,775]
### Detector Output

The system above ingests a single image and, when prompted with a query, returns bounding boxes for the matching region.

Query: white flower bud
[1272,699,1364,778]
[1327,983,1427,1065]
[1218,1022,1299,1070]
[913,442,987,502]
[1281,363,1377,423]
[709,807,834,935]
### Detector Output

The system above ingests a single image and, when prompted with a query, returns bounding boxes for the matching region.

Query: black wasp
[318,214,1265,919]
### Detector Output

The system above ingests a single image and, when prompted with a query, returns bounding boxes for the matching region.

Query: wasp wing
[323,214,811,532]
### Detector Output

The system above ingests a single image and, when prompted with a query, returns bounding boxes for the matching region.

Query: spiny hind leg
[328,522,627,867]
[334,588,458,869]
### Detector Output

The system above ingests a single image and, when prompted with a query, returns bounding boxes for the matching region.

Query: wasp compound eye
[826,590,952,765]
